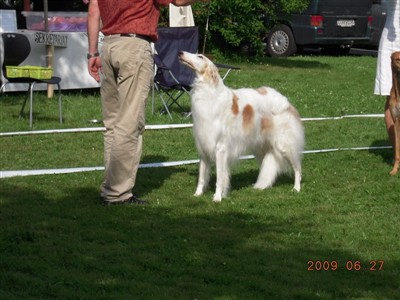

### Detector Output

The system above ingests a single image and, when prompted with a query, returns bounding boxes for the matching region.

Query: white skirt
[374,0,400,96]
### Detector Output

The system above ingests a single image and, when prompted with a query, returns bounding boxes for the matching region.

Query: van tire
[266,25,297,57]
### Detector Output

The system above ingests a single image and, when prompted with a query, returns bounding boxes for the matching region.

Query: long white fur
[179,51,305,202]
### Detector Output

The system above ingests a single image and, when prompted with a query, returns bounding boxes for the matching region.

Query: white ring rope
[0,114,385,137]
[0,124,194,137]
[0,114,391,178]
[0,146,392,179]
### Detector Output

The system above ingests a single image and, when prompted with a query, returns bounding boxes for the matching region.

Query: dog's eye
[198,55,204,59]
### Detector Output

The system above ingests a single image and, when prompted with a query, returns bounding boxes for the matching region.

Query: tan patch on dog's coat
[288,105,301,121]
[232,93,239,115]
[203,64,219,86]
[261,116,274,132]
[243,104,254,129]
[257,87,268,95]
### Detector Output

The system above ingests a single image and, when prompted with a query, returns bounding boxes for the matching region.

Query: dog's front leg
[389,119,400,175]
[194,158,211,196]
[213,145,230,202]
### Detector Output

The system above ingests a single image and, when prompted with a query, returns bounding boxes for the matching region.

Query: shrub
[192,0,310,56]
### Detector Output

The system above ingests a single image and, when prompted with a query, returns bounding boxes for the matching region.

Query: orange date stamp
[307,260,384,271]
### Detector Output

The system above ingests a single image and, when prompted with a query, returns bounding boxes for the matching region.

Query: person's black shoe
[125,194,149,205]
[102,194,149,206]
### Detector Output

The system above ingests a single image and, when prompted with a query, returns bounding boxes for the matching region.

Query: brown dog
[389,52,400,175]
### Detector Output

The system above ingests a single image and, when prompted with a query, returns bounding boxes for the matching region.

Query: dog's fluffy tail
[254,109,304,190]
[254,152,281,189]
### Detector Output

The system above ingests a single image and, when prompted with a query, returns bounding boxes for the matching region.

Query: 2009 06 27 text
[307,260,384,271]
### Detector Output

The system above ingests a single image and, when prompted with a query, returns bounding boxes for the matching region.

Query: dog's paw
[194,188,204,197]
[253,184,265,190]
[389,160,399,175]
[253,182,272,190]
[194,184,208,196]
[292,186,301,193]
[212,194,222,203]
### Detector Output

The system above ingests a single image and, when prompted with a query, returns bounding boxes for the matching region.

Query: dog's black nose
[178,51,184,57]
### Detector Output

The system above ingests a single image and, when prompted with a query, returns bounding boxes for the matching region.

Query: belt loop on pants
[119,33,152,43]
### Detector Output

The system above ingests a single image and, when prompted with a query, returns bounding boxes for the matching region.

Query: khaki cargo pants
[100,35,153,201]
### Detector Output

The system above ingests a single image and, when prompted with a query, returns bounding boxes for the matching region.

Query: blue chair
[152,26,239,119]
[152,26,199,119]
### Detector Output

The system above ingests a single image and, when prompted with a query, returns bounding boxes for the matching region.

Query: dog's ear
[206,64,220,86]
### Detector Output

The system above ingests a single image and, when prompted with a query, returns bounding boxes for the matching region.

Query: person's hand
[88,56,102,82]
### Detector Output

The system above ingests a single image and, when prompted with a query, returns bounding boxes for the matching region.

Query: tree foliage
[192,0,310,55]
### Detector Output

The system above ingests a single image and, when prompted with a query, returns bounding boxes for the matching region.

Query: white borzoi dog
[179,51,305,202]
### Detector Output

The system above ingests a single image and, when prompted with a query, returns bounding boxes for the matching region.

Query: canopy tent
[169,4,195,27]
[24,0,48,30]
[24,1,196,30]
[168,3,212,54]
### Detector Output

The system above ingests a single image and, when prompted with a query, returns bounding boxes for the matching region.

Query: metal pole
[43,0,54,97]
[43,0,48,31]
[202,0,212,54]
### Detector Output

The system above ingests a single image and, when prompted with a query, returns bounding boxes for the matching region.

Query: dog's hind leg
[287,152,302,192]
[194,158,211,196]
[213,145,230,202]
[389,119,400,176]
[254,152,279,190]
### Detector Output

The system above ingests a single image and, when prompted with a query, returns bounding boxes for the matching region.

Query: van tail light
[368,16,373,29]
[310,15,324,28]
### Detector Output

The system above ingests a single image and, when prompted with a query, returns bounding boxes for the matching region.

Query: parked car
[264,0,375,57]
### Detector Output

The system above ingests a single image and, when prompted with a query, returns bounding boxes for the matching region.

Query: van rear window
[317,0,372,14]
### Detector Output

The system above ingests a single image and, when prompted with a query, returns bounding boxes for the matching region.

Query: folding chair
[0,33,62,128]
[152,26,199,119]
[152,27,240,119]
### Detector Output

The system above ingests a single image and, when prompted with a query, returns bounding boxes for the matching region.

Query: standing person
[374,0,400,150]
[87,0,205,205]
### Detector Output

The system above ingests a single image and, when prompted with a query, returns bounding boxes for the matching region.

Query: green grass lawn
[1,54,399,299]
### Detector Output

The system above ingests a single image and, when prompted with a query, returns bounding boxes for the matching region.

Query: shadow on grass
[186,162,298,193]
[369,139,393,165]
[232,169,296,191]
[138,155,188,197]
[17,113,63,124]
[263,57,331,70]
[0,92,28,106]
[0,178,398,299]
